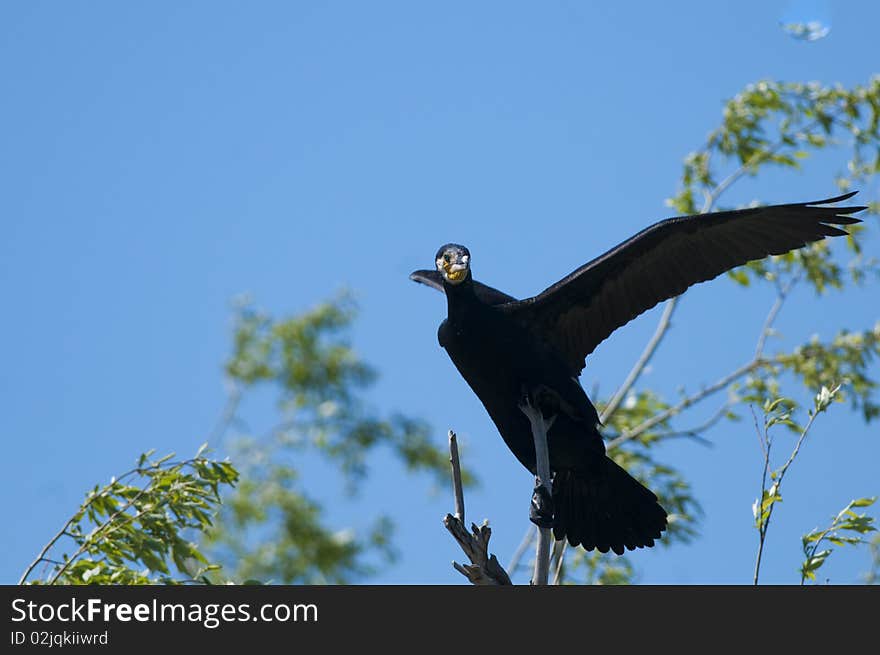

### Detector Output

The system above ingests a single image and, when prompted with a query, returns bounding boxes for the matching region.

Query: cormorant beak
[437,254,469,284]
[444,262,468,283]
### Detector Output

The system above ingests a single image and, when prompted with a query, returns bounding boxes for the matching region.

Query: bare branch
[602,118,811,437]
[755,275,801,360]
[506,525,536,575]
[448,430,465,523]
[600,173,733,426]
[208,384,242,444]
[444,515,512,585]
[443,429,512,585]
[650,400,731,445]
[519,401,553,585]
[601,298,678,423]
[702,155,763,212]
[552,541,567,585]
[608,359,764,450]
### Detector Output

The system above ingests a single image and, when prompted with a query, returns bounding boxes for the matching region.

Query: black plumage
[411,193,865,555]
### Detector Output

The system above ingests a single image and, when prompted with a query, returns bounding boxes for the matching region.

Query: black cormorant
[410,192,865,555]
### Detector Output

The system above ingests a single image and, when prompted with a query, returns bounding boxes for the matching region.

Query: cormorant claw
[529,483,554,529]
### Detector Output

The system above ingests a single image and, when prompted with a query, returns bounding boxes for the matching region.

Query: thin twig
[702,158,760,212]
[776,410,820,480]
[609,272,799,451]
[20,521,81,585]
[752,402,824,585]
[755,275,800,359]
[48,482,156,584]
[608,359,764,450]
[600,169,736,426]
[552,541,567,585]
[506,525,536,575]
[18,462,153,585]
[29,457,200,585]
[208,385,242,444]
[703,104,848,215]
[752,406,772,585]
[601,298,678,423]
[649,399,732,445]
[25,389,242,583]
[602,119,812,432]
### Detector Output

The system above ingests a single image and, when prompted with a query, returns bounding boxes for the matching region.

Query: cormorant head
[435,243,471,285]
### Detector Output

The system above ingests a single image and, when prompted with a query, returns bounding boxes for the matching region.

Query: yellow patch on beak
[437,252,469,285]
[445,267,467,282]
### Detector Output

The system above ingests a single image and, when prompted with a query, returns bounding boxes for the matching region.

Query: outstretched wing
[501,192,866,375]
[409,269,518,305]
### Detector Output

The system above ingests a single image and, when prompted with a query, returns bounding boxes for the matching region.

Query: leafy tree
[526,76,880,584]
[20,448,238,585]
[199,293,464,584]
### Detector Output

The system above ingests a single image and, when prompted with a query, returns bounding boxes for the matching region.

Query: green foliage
[565,550,636,585]
[748,385,875,584]
[775,325,880,421]
[601,390,674,446]
[800,498,877,584]
[224,293,455,487]
[570,76,880,585]
[208,468,395,584]
[668,77,880,215]
[755,386,840,515]
[21,447,238,585]
[666,77,880,294]
[737,324,880,422]
[203,293,464,583]
[227,292,373,413]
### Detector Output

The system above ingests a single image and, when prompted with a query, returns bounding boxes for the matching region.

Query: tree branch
[601,298,678,423]
[443,429,512,585]
[599,177,727,426]
[752,406,772,585]
[506,525,536,576]
[649,399,731,446]
[18,461,156,585]
[552,541,567,585]
[448,430,465,523]
[608,272,798,451]
[519,400,553,585]
[755,275,800,360]
[208,384,242,444]
[752,393,829,585]
[607,359,765,450]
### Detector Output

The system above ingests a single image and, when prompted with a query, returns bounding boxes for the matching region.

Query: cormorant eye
[443,253,451,264]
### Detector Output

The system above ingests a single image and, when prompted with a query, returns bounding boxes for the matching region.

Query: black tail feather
[552,458,667,554]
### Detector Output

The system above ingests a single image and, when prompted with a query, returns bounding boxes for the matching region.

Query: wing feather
[500,192,866,374]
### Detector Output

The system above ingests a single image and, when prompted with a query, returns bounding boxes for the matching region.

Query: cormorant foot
[529,483,554,529]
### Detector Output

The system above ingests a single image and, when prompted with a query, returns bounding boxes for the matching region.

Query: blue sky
[2,1,878,585]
